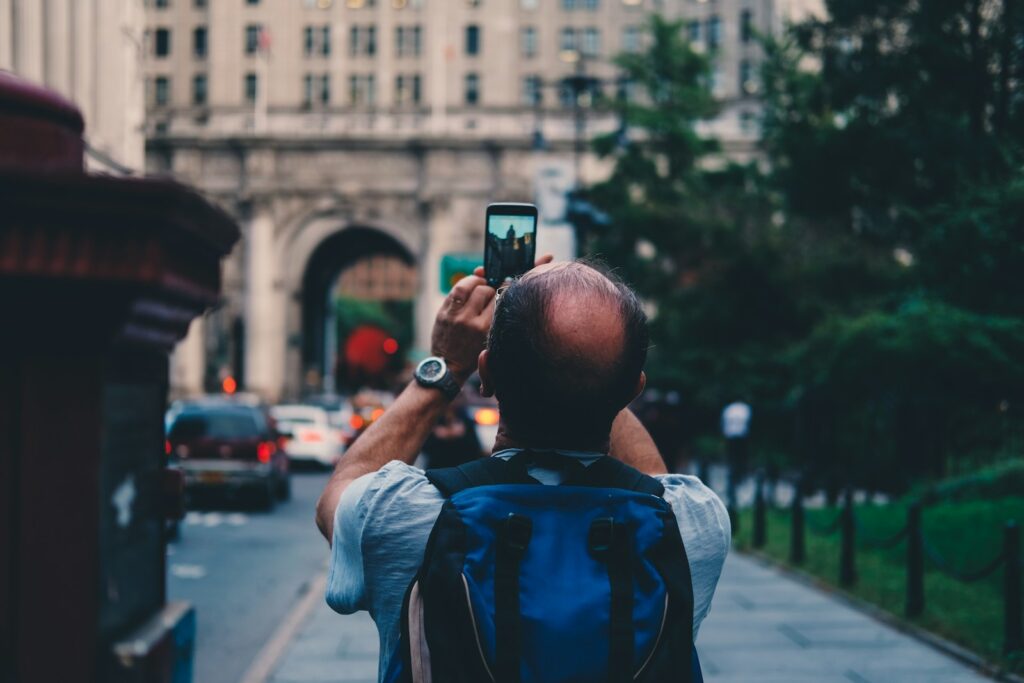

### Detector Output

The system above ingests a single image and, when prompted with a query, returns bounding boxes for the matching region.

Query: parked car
[166,400,290,510]
[270,404,344,468]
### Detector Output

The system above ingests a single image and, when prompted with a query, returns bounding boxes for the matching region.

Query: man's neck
[491,423,609,455]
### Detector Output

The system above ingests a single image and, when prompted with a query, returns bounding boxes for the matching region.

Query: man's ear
[478,350,494,397]
[630,371,646,403]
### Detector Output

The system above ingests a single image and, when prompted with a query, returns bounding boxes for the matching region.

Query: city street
[167,472,331,683]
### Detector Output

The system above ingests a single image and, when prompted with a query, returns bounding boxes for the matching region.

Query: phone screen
[484,204,538,287]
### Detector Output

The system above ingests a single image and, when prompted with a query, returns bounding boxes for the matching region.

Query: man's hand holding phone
[431,253,554,386]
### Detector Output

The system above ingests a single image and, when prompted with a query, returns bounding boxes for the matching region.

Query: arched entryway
[299,226,417,395]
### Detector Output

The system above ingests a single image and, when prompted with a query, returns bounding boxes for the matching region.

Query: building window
[412,26,422,55]
[740,9,753,44]
[622,25,640,53]
[559,27,575,52]
[706,15,721,49]
[522,74,541,106]
[349,74,376,105]
[350,26,376,56]
[154,76,170,106]
[558,79,575,108]
[320,74,331,103]
[396,74,422,105]
[304,74,314,107]
[155,28,171,57]
[398,25,423,57]
[396,26,405,56]
[246,0,260,5]
[687,20,700,43]
[245,24,262,55]
[154,0,170,8]
[192,74,207,105]
[561,0,574,10]
[304,27,315,55]
[521,26,537,58]
[194,0,207,7]
[465,25,480,56]
[583,0,598,9]
[582,27,600,56]
[321,26,331,55]
[464,72,479,105]
[245,72,258,103]
[740,59,756,94]
[193,27,208,58]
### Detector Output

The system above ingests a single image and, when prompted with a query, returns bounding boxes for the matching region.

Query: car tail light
[475,408,500,426]
[165,440,172,456]
[277,436,289,450]
[300,430,324,443]
[370,407,385,422]
[257,441,276,463]
[350,414,365,430]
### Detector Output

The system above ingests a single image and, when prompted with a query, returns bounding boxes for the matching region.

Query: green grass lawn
[733,496,1024,673]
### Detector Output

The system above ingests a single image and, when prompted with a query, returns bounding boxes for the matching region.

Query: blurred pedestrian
[316,259,728,683]
[721,400,752,521]
[420,398,482,469]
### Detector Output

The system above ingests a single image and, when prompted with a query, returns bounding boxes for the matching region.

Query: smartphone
[484,202,539,288]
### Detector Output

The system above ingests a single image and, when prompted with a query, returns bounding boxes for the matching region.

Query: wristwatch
[414,356,461,400]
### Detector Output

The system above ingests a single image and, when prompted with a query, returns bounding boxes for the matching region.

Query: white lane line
[226,513,248,526]
[237,572,328,683]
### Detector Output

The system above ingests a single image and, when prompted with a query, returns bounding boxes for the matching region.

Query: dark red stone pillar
[0,73,239,683]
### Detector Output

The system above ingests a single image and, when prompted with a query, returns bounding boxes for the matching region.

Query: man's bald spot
[520,262,627,372]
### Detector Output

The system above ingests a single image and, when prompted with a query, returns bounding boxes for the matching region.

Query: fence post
[839,488,857,587]
[1005,521,1022,655]
[753,472,766,548]
[790,478,805,565]
[905,503,924,618]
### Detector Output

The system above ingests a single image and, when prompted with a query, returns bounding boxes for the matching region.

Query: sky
[488,214,536,239]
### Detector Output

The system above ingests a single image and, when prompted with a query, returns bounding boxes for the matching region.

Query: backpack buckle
[503,513,533,553]
[588,517,615,555]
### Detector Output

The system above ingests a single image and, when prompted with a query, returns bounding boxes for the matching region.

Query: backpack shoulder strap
[425,456,538,498]
[560,456,665,497]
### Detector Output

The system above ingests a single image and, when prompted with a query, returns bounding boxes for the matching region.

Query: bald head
[483,260,648,450]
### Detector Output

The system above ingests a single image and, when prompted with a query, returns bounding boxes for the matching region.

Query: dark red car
[166,400,290,510]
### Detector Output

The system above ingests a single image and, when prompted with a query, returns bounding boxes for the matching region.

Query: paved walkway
[267,553,991,683]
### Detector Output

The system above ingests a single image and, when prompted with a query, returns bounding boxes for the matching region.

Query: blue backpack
[383,451,703,683]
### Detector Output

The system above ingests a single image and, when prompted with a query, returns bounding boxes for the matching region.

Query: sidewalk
[267,553,991,683]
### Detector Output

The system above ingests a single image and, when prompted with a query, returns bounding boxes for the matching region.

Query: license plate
[198,471,226,484]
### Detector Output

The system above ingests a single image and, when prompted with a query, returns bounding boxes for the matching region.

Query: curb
[738,549,1024,683]
[238,571,328,683]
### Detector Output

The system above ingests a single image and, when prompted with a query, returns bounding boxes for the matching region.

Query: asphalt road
[167,471,332,683]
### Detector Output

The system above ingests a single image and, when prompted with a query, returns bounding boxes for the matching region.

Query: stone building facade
[143,0,821,401]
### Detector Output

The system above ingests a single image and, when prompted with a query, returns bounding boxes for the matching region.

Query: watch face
[418,359,445,382]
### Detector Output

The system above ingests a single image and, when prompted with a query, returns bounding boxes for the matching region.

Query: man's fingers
[475,292,496,328]
[448,275,488,307]
[465,282,496,316]
[473,266,485,277]
[534,253,554,268]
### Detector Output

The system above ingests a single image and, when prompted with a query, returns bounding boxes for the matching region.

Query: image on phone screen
[484,206,537,287]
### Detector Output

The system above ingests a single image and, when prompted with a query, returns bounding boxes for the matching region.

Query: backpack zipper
[461,573,497,683]
[633,593,669,679]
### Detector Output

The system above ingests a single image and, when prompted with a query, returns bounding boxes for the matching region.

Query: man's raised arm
[609,407,669,476]
[315,274,497,543]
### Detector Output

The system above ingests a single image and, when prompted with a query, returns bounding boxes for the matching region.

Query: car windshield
[169,411,259,440]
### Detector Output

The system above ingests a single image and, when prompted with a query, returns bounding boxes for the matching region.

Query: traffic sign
[440,253,482,293]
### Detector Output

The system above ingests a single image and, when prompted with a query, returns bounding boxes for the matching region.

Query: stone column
[244,202,287,402]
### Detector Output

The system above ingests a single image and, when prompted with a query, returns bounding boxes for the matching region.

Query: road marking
[226,513,248,526]
[183,511,250,527]
[170,564,207,580]
[238,572,327,683]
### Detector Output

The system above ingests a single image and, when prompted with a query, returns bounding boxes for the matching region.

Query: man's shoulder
[343,460,446,520]
[652,473,731,557]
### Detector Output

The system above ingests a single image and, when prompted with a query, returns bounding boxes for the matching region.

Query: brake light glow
[300,430,324,443]
[370,407,385,422]
[257,441,276,463]
[165,440,172,455]
[350,414,365,430]
[475,408,500,426]
[277,436,289,450]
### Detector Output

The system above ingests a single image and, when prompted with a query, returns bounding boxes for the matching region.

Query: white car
[270,404,344,468]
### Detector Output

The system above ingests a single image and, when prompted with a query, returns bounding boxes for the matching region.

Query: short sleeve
[654,474,731,638]
[325,469,379,614]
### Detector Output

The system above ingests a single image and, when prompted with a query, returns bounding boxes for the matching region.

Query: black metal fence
[749,475,1023,655]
